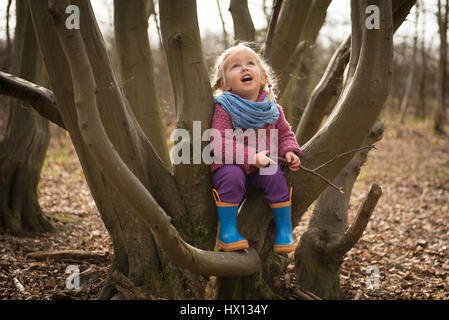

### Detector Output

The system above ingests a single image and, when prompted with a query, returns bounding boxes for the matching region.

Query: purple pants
[212,165,290,204]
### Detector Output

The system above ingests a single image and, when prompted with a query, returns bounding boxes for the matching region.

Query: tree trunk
[295,37,350,145]
[0,0,52,234]
[229,0,255,42]
[159,0,216,223]
[277,0,332,126]
[113,0,172,170]
[269,0,313,77]
[434,0,448,135]
[295,121,384,299]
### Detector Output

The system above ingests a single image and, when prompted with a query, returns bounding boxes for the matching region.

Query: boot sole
[274,244,295,253]
[218,240,249,252]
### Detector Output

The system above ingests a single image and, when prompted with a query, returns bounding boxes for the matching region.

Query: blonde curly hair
[211,42,277,102]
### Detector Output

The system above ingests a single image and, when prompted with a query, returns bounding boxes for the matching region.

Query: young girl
[210,43,302,253]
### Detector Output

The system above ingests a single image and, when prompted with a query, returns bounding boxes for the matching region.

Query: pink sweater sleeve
[276,105,302,158]
[210,104,256,173]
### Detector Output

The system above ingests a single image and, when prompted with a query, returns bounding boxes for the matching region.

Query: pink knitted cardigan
[210,91,302,174]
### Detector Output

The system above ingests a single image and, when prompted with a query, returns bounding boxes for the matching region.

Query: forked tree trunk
[0,0,51,234]
[295,121,384,299]
[28,0,205,299]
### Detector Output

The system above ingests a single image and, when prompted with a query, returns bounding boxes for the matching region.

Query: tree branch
[277,40,310,98]
[229,0,255,43]
[333,183,382,255]
[269,0,313,76]
[295,36,350,144]
[263,0,283,62]
[0,71,65,129]
[49,0,260,278]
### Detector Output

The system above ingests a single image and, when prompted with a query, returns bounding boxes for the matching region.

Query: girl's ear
[221,79,230,91]
[262,72,268,86]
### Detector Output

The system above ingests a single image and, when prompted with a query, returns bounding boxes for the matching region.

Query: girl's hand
[285,152,300,171]
[251,150,276,168]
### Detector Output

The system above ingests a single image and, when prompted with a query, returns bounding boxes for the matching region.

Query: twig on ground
[13,277,29,296]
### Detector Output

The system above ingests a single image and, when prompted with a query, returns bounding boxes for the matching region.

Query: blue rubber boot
[270,189,295,253]
[212,189,249,252]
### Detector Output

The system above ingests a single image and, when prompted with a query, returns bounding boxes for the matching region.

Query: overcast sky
[0,0,441,51]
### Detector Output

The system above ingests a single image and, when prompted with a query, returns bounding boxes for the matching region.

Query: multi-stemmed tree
[0,0,415,299]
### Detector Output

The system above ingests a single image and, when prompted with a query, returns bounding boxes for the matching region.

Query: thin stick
[299,164,344,194]
[313,145,376,172]
[273,145,377,195]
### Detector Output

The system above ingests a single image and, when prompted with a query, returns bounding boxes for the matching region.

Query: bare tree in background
[434,0,449,135]
[0,0,52,234]
[399,3,419,123]
[417,0,428,120]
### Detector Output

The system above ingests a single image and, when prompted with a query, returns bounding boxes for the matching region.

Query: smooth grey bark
[0,71,64,129]
[0,0,52,234]
[114,0,172,170]
[159,0,216,225]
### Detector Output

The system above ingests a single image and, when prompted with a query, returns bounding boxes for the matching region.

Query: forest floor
[0,114,448,300]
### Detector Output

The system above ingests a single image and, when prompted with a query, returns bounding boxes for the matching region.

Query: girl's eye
[232,64,240,69]
[248,61,255,66]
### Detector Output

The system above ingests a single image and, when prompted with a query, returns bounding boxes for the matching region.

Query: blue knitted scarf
[214,91,279,129]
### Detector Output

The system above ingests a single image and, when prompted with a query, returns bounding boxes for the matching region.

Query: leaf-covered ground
[0,116,448,300]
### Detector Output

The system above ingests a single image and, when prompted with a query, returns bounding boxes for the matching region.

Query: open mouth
[241,75,253,82]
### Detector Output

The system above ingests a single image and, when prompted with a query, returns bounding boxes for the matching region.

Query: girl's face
[222,48,267,101]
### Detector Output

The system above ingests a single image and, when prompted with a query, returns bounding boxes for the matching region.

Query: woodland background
[0,0,448,300]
